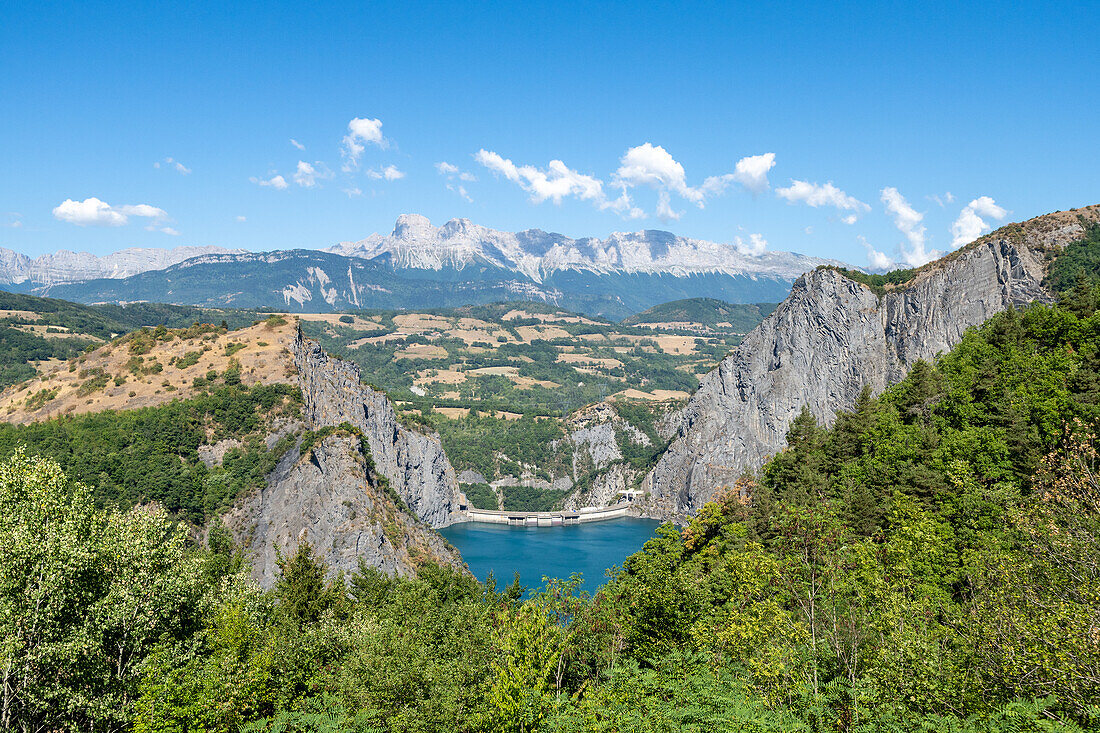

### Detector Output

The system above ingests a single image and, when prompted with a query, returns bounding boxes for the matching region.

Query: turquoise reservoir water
[439,518,663,594]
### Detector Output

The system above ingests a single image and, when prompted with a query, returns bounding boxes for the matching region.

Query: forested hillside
[3,224,1100,730]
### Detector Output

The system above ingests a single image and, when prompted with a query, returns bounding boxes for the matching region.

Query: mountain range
[1,216,845,319]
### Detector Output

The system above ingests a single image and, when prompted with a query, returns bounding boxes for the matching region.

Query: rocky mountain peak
[391,213,435,240]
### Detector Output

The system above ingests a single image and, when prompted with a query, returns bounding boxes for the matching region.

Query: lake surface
[440,518,663,594]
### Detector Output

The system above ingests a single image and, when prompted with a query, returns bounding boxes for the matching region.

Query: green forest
[0,382,301,521]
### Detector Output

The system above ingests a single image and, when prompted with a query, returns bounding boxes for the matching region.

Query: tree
[0,449,204,731]
[275,542,338,625]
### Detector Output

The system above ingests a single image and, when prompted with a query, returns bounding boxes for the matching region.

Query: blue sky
[2,1,1097,268]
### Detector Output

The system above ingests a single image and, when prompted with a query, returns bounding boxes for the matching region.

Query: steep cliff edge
[290,329,462,527]
[642,206,1100,517]
[225,432,464,587]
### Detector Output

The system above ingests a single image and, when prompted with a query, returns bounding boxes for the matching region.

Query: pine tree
[275,542,333,624]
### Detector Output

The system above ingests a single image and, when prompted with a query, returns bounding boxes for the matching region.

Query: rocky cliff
[225,432,464,587]
[291,328,462,527]
[562,400,679,510]
[642,206,1100,518]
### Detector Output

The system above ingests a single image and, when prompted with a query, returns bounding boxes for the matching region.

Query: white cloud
[290,138,305,150]
[250,174,288,190]
[950,196,1007,248]
[614,145,773,210]
[615,143,702,204]
[476,143,763,220]
[655,191,681,221]
[928,191,955,208]
[859,235,894,271]
[476,149,605,205]
[447,183,473,202]
[367,164,405,181]
[145,225,180,236]
[476,150,521,181]
[343,187,362,198]
[341,117,386,170]
[734,233,768,256]
[776,180,870,219]
[294,161,318,188]
[5,213,23,229]
[154,157,191,174]
[437,161,478,183]
[730,153,776,193]
[236,215,247,222]
[881,187,936,266]
[52,197,169,227]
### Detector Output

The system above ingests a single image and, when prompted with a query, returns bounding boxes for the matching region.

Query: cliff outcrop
[225,433,464,587]
[642,206,1100,517]
[291,329,462,527]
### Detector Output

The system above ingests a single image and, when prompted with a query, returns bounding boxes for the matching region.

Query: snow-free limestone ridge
[19,215,848,319]
[0,245,245,288]
[328,213,843,283]
[641,205,1100,519]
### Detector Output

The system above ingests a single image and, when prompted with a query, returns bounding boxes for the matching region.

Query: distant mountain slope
[0,245,244,287]
[622,298,778,331]
[329,213,840,282]
[642,205,1100,518]
[35,248,804,320]
[8,215,846,319]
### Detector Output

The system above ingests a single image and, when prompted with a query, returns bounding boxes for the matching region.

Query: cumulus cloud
[776,180,870,219]
[292,161,333,188]
[615,143,702,204]
[341,117,386,170]
[290,138,305,150]
[734,233,768,256]
[476,149,605,205]
[250,174,288,190]
[366,164,405,181]
[154,157,191,175]
[881,187,936,266]
[52,197,169,227]
[4,213,23,229]
[928,191,955,208]
[859,235,894,271]
[343,187,362,198]
[294,161,318,188]
[730,153,776,193]
[950,196,1007,248]
[476,143,768,221]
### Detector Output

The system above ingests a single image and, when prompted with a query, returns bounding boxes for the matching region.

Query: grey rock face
[225,434,464,587]
[291,329,462,528]
[327,214,847,283]
[0,245,244,287]
[642,209,1099,518]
